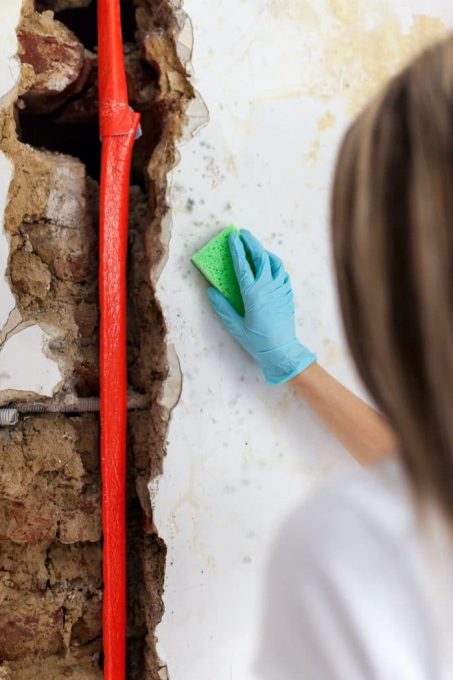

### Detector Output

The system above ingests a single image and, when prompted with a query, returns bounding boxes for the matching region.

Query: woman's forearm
[290,363,398,465]
[205,230,397,464]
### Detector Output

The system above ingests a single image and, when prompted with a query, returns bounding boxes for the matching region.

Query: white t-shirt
[256,459,453,680]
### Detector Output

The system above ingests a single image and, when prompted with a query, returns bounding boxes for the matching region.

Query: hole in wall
[40,1,98,50]
[19,113,102,181]
[19,1,101,179]
[20,1,160,185]
[36,0,137,51]
[3,0,194,676]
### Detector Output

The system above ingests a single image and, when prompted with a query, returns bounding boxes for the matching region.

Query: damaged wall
[155,1,453,679]
[0,0,192,678]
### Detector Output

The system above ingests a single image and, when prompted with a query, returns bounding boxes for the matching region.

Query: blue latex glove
[208,230,317,384]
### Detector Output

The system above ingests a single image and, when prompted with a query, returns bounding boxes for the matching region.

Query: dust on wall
[0,0,193,677]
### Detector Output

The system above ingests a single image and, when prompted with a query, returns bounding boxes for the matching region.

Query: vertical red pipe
[98,1,140,678]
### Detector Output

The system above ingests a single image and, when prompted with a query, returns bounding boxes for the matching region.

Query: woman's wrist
[288,361,320,393]
[258,341,317,385]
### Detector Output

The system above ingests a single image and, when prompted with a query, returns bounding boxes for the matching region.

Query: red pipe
[98,1,140,678]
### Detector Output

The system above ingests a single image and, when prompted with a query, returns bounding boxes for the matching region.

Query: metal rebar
[0,409,19,427]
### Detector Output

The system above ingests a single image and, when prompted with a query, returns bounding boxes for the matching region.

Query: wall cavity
[0,0,194,677]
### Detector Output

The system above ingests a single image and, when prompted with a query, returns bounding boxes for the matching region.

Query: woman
[208,36,453,679]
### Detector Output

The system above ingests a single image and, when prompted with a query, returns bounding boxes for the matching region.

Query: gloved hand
[208,229,317,384]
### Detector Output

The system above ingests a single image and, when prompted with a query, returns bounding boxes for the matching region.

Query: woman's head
[332,35,453,522]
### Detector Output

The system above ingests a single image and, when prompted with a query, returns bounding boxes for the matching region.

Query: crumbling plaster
[0,0,62,399]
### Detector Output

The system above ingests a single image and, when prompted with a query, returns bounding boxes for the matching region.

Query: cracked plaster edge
[147,4,209,491]
[146,3,210,675]
[0,0,63,403]
[0,0,27,387]
[0,0,23,327]
[0,155,16,330]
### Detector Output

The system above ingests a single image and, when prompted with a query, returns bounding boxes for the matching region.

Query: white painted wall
[0,0,62,401]
[155,2,453,679]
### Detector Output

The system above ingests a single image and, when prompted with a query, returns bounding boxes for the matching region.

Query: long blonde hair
[332,36,453,522]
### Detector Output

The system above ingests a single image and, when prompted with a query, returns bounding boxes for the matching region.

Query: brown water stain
[306,111,336,162]
[319,1,447,113]
[263,0,447,116]
[318,111,335,132]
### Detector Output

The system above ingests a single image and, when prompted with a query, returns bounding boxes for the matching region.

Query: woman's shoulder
[258,464,439,679]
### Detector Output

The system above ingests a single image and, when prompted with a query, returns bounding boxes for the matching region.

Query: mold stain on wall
[0,0,194,677]
[248,0,447,172]
[319,0,447,113]
[234,0,447,115]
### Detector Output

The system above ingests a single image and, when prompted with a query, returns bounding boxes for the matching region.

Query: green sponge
[192,226,245,315]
